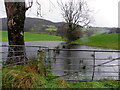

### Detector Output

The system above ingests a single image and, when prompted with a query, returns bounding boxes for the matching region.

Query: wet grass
[24,32,62,41]
[2,63,45,88]
[68,79,119,88]
[1,31,62,42]
[75,33,120,50]
[2,63,69,88]
[2,63,119,88]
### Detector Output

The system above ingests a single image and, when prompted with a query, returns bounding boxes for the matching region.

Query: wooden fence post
[37,49,46,77]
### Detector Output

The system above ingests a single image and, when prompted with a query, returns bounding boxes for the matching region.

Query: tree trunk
[4,1,27,64]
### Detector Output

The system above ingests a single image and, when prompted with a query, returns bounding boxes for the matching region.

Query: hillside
[1,17,64,35]
[75,33,120,49]
[1,18,119,36]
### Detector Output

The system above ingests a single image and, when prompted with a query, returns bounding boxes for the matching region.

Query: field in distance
[75,33,120,50]
[0,31,62,42]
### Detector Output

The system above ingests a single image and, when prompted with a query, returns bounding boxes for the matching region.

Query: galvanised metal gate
[45,48,120,81]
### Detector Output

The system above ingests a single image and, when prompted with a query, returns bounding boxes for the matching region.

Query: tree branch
[25,0,33,11]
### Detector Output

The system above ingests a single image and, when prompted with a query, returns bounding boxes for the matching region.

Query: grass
[0,31,62,42]
[74,33,120,50]
[2,63,119,88]
[0,31,2,42]
[2,63,70,88]
[68,79,119,88]
[1,31,120,50]
[42,25,57,31]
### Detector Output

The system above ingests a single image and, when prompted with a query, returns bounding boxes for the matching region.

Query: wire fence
[45,48,120,81]
[1,45,120,81]
[1,45,48,66]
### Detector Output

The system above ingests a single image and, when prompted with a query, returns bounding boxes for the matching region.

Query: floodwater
[1,41,120,80]
[47,44,119,80]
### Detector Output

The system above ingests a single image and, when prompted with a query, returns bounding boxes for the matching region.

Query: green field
[75,33,120,49]
[0,31,62,42]
[1,31,119,50]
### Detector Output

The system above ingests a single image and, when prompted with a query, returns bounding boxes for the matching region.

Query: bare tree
[58,0,91,42]
[4,0,33,64]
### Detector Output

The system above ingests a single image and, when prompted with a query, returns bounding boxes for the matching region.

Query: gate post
[92,51,96,80]
[37,49,46,77]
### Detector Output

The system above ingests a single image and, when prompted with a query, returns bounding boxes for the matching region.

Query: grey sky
[0,0,119,27]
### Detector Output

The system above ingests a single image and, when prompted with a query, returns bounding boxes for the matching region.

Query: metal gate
[45,48,120,81]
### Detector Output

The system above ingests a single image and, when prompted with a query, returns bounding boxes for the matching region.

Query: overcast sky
[0,0,119,27]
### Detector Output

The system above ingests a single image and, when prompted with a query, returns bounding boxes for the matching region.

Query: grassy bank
[2,64,119,88]
[75,33,120,50]
[1,31,119,50]
[0,31,62,42]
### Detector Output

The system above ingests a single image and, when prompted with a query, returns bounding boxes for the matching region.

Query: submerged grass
[2,63,119,88]
[75,33,120,50]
